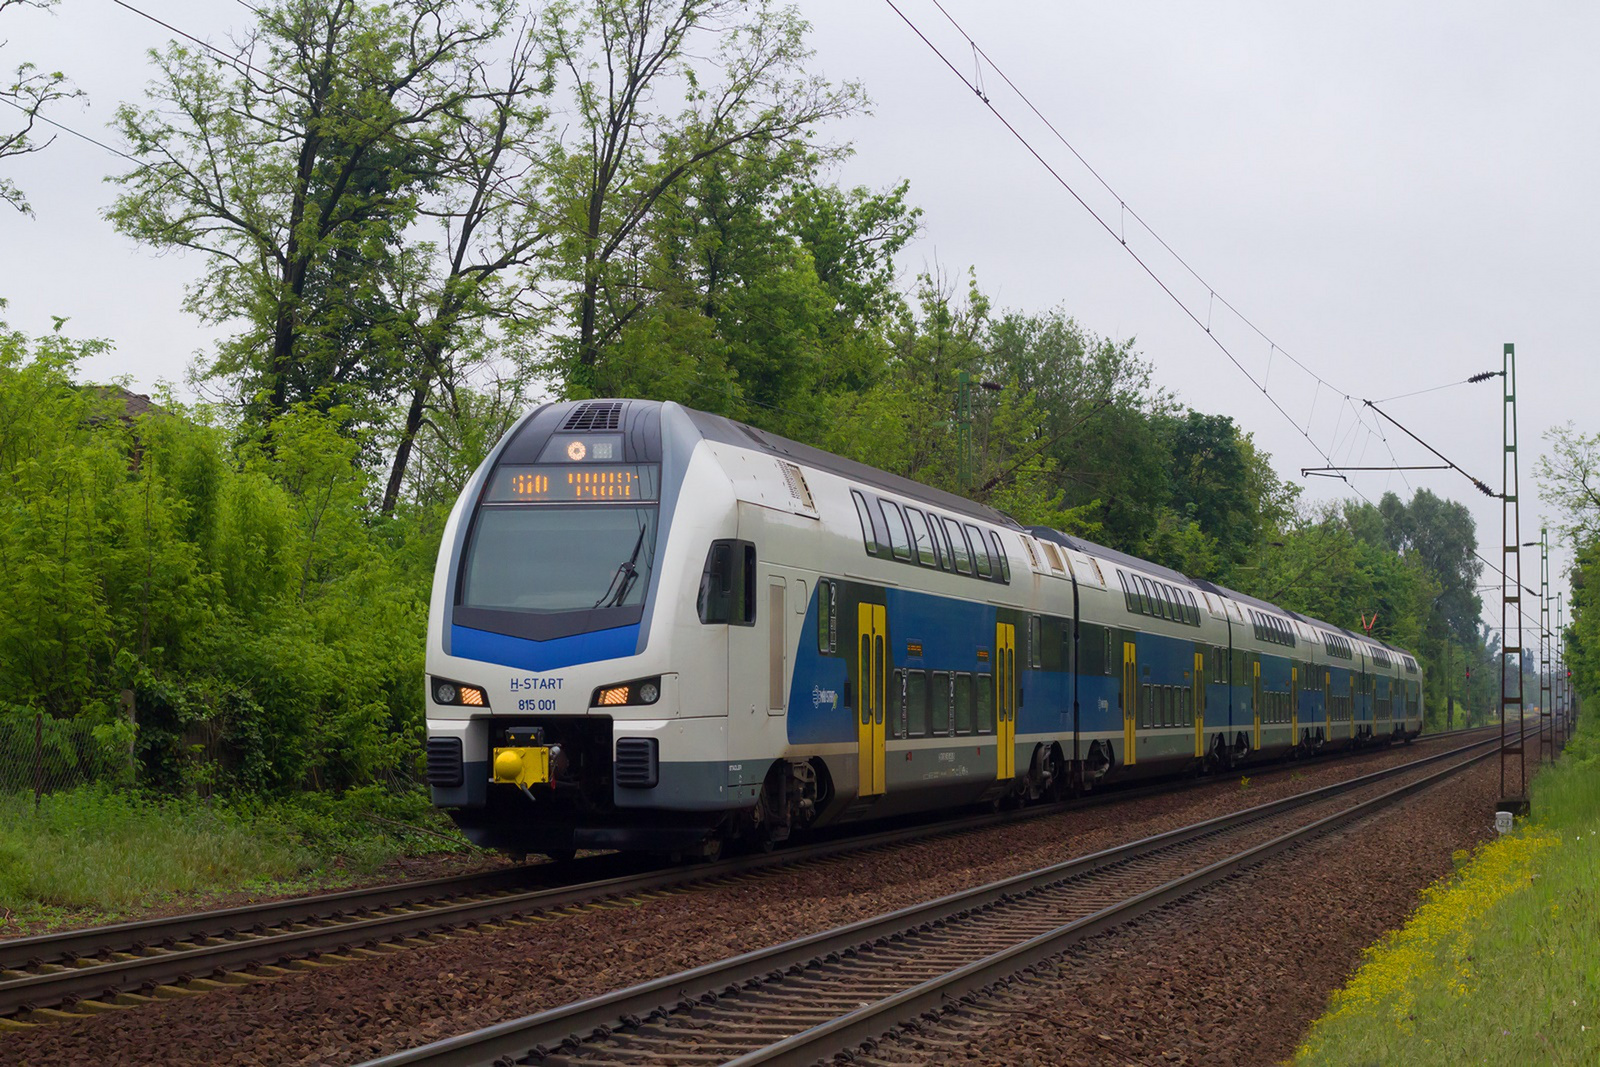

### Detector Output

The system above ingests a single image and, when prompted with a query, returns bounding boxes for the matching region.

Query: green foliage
[0,318,437,794]
[1295,713,1600,1066]
[1538,424,1600,712]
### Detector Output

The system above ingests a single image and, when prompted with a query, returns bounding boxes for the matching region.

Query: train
[424,399,1423,859]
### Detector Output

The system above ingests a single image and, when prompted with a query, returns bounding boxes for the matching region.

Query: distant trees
[1538,424,1600,705]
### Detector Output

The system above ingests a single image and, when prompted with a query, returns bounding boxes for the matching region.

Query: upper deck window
[879,501,914,562]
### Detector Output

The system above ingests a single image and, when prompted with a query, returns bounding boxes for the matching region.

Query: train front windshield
[460,505,658,614]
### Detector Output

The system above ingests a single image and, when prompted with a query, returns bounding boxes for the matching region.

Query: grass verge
[1293,712,1600,1065]
[0,785,477,932]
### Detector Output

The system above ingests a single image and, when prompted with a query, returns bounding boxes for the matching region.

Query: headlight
[432,677,488,708]
[591,676,662,708]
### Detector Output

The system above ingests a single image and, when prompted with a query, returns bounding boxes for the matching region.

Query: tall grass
[0,786,471,928]
[1294,711,1600,1065]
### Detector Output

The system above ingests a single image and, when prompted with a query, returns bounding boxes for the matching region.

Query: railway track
[0,725,1492,1027]
[355,736,1495,1067]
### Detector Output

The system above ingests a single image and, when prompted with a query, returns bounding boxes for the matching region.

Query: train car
[423,398,1424,859]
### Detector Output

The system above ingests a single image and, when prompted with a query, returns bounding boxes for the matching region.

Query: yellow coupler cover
[492,746,551,788]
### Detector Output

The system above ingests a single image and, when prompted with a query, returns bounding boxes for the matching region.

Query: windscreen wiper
[594,523,649,609]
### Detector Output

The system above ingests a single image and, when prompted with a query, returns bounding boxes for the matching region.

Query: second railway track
[0,727,1493,1028]
[359,736,1495,1067]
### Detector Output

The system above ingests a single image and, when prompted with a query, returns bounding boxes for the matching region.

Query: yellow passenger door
[856,603,887,796]
[1122,640,1138,766]
[996,622,1016,780]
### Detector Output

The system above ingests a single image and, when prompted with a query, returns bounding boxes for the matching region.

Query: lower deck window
[954,673,974,733]
[907,671,930,737]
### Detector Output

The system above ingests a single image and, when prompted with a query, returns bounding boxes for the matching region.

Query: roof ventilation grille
[562,401,624,432]
[779,461,814,510]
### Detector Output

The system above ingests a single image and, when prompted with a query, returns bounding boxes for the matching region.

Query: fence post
[34,709,43,814]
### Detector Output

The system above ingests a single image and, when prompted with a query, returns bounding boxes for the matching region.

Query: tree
[1537,423,1600,543]
[539,0,865,395]
[0,0,80,214]
[375,17,555,513]
[107,0,520,427]
[1373,489,1483,646]
[1538,424,1600,705]
[588,137,918,435]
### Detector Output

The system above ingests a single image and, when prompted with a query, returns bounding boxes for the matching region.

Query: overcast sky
[1,0,1593,633]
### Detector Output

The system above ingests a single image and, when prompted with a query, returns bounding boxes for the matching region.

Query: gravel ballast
[0,740,1494,1067]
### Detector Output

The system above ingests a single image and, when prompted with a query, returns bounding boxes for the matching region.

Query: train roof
[685,406,1022,530]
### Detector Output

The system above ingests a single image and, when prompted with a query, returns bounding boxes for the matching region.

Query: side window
[816,578,836,654]
[879,501,913,562]
[905,507,939,567]
[954,673,974,734]
[966,524,993,578]
[1140,682,1153,728]
[935,521,957,571]
[1104,629,1113,675]
[1119,571,1136,612]
[942,518,973,574]
[1137,576,1155,616]
[907,670,930,737]
[697,539,756,625]
[851,490,879,557]
[975,672,994,733]
[988,530,1011,583]
[1028,615,1042,668]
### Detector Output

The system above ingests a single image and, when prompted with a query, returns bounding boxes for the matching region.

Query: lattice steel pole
[1539,527,1552,763]
[1499,343,1527,813]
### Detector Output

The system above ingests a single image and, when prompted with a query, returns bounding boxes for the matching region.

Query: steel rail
[356,735,1495,1067]
[2,724,1491,1020]
[730,746,1494,1066]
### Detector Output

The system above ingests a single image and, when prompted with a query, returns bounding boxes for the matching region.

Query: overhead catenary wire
[880,0,1367,486]
[920,0,1402,462]
[902,1,1525,516]
[1373,372,1500,405]
[107,0,300,96]
[0,95,147,168]
[889,3,1547,639]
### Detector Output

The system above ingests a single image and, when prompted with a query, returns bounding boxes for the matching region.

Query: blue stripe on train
[450,623,641,672]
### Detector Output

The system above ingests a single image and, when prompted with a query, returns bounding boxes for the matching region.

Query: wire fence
[0,707,137,808]
[0,701,430,807]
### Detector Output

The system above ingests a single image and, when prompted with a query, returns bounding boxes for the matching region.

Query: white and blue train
[424,399,1424,859]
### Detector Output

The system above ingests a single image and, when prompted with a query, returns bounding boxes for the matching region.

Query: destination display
[484,464,659,503]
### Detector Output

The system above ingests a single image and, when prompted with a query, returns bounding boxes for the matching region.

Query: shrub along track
[0,729,1491,1063]
[351,742,1495,1067]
